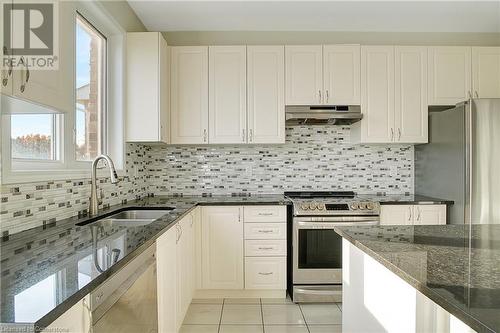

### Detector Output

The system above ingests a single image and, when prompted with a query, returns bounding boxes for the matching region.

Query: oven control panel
[295,201,380,216]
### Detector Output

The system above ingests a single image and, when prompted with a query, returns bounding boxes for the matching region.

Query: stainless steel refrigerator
[415,98,500,225]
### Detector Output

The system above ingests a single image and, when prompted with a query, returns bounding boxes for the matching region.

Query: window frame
[1,1,126,184]
[74,12,108,164]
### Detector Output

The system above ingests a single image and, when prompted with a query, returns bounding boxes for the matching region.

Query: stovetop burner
[284,191,356,198]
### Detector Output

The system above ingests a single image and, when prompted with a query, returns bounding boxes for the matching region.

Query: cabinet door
[157,226,177,333]
[201,206,244,289]
[209,46,247,144]
[12,0,74,113]
[380,205,413,225]
[323,45,361,105]
[414,205,447,225]
[171,46,209,144]
[428,47,471,105]
[42,295,91,333]
[360,46,395,143]
[127,32,167,142]
[247,46,285,144]
[193,207,203,290]
[472,47,500,98]
[285,45,323,105]
[395,46,428,143]
[177,215,193,327]
[1,1,13,95]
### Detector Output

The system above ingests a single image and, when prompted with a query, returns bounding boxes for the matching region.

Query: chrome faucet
[90,154,119,216]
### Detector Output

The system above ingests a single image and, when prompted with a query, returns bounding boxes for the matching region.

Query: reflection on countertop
[335,224,500,333]
[0,195,290,330]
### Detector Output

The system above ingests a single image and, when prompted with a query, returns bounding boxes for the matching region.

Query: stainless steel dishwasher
[91,244,157,332]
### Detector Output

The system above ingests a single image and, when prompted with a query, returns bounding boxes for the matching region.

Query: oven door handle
[295,221,379,228]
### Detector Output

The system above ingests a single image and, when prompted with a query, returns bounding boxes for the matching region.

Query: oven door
[293,216,379,284]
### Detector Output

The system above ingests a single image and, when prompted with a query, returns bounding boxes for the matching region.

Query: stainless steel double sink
[78,207,174,227]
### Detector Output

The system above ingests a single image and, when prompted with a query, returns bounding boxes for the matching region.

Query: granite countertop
[357,193,454,205]
[0,195,290,331]
[335,224,500,333]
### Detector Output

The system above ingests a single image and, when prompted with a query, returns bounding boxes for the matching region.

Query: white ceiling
[128,1,500,33]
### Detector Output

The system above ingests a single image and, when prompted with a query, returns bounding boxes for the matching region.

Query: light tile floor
[180,297,342,333]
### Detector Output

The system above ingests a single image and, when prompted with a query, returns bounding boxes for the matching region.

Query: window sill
[2,168,127,185]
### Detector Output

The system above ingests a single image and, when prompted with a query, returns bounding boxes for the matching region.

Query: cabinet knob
[398,128,401,141]
[203,129,208,143]
[318,90,322,104]
[326,90,329,104]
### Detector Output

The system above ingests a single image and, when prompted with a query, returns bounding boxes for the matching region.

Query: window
[1,2,125,184]
[10,114,59,160]
[76,14,107,161]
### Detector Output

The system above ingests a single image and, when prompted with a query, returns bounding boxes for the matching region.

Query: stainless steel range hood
[285,105,362,125]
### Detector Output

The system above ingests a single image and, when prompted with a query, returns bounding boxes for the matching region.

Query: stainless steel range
[285,191,380,303]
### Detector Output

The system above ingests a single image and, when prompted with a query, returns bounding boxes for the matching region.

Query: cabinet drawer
[243,206,286,222]
[245,257,286,290]
[244,223,286,240]
[245,240,286,256]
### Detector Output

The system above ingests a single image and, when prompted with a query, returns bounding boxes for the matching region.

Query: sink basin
[104,209,173,226]
[78,208,174,227]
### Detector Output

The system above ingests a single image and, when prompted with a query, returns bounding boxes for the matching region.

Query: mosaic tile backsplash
[0,144,150,235]
[1,126,415,235]
[148,125,414,196]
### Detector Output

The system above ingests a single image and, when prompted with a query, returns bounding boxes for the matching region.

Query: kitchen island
[335,224,500,333]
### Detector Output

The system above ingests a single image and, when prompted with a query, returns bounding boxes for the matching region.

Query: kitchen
[0,1,499,332]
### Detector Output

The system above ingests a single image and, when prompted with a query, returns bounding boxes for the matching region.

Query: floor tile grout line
[298,303,311,333]
[217,298,225,333]
[260,298,265,333]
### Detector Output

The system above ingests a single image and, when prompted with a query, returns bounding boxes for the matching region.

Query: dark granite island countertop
[335,224,500,333]
[0,195,290,331]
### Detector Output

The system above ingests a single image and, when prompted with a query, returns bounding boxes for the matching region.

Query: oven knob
[350,203,358,210]
[301,203,309,210]
[366,202,374,210]
[318,204,325,210]
[358,203,366,210]
[309,202,317,210]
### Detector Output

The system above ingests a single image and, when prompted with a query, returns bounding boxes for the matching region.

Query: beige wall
[163,31,500,46]
[99,0,147,32]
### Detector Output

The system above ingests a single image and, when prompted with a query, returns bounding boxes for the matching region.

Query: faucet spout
[89,154,120,216]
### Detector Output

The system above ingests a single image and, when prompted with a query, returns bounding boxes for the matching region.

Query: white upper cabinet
[171,46,209,144]
[323,45,361,105]
[247,46,285,144]
[209,46,247,144]
[354,45,429,144]
[9,0,74,113]
[285,45,360,105]
[472,47,500,98]
[357,45,395,143]
[201,206,244,290]
[428,46,471,105]
[127,32,169,143]
[285,45,323,105]
[395,46,428,143]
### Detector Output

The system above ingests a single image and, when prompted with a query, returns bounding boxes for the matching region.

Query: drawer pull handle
[258,247,274,250]
[258,213,274,216]
[258,272,273,276]
[258,230,273,233]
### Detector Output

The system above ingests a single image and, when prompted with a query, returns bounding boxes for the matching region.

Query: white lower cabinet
[243,206,287,291]
[41,295,91,333]
[157,223,178,333]
[381,204,447,225]
[201,206,244,289]
[245,257,286,290]
[157,212,196,333]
